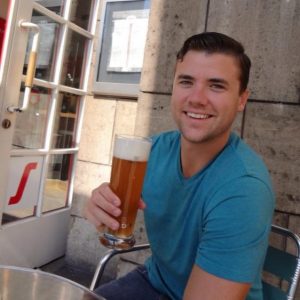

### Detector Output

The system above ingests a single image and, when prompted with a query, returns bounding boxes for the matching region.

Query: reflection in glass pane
[2,208,35,225]
[43,154,73,213]
[52,92,79,149]
[35,0,65,15]
[60,30,88,88]
[12,85,50,149]
[69,0,93,30]
[23,11,60,81]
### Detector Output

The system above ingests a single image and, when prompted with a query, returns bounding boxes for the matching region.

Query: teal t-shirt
[143,131,275,300]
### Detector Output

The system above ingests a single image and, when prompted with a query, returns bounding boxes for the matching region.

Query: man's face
[171,50,249,146]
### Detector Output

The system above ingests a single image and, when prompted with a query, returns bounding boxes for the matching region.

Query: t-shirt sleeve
[196,175,275,283]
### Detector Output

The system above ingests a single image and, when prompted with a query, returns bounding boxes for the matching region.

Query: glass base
[99,233,135,250]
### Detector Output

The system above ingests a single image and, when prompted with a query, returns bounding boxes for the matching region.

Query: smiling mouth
[185,112,212,119]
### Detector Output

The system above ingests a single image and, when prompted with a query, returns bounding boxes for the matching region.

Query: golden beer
[100,135,151,249]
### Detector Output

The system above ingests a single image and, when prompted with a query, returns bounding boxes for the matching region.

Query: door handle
[7,20,40,113]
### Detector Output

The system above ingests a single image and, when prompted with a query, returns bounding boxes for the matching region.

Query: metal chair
[90,225,300,300]
[262,224,300,300]
[90,243,150,291]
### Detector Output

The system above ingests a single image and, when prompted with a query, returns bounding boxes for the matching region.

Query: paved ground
[40,256,95,288]
[40,256,115,290]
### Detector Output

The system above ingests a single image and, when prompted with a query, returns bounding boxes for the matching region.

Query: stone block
[287,215,300,298]
[287,215,300,252]
[135,92,176,137]
[66,217,117,278]
[78,96,116,164]
[270,212,289,249]
[72,161,111,217]
[113,100,138,137]
[118,210,150,260]
[263,212,291,290]
[140,0,208,93]
[232,110,243,136]
[116,211,151,278]
[207,0,300,103]
[243,102,300,214]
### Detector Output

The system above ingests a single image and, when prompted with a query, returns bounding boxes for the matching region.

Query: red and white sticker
[5,156,43,211]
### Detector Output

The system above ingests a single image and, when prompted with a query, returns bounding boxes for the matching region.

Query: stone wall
[67,0,300,293]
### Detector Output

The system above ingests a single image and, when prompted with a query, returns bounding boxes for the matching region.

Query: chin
[181,132,208,144]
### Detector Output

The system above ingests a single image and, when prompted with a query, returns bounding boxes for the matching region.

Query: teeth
[186,112,210,119]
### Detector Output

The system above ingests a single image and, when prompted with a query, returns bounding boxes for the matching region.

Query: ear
[237,89,249,112]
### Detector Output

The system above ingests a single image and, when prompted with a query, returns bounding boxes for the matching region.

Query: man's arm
[183,265,251,300]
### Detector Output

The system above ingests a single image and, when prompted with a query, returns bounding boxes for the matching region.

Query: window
[94,0,151,97]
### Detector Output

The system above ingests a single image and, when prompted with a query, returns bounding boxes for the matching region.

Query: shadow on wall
[134,0,209,137]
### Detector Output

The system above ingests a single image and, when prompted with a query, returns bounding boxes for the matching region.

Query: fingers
[138,198,146,210]
[84,182,121,231]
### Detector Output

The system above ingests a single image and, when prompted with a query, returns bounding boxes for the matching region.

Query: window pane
[69,0,93,30]
[12,85,51,149]
[96,0,150,84]
[23,11,61,82]
[52,92,80,149]
[43,154,73,213]
[60,30,88,88]
[34,0,65,15]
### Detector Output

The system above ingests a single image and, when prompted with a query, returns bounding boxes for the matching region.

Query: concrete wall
[67,0,300,293]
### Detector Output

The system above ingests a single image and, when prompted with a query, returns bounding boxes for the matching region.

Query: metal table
[0,265,105,300]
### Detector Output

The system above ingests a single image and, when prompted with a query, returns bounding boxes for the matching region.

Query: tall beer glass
[100,135,151,249]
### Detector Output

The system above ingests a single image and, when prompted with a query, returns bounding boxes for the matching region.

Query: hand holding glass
[99,135,151,249]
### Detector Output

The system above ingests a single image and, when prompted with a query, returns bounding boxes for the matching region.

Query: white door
[0,0,99,267]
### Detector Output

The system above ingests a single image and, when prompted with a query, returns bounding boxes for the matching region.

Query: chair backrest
[262,224,300,300]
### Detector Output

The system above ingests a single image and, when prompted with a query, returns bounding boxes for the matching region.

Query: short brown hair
[177,32,251,93]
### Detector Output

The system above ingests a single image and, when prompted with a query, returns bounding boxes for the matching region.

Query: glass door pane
[35,0,66,15]
[69,0,94,30]
[43,153,74,213]
[23,11,61,82]
[51,92,80,149]
[60,30,89,88]
[12,85,51,149]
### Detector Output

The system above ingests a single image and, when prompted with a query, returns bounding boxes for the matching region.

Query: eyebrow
[208,78,229,86]
[176,74,194,81]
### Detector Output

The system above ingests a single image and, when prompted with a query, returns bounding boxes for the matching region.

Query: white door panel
[0,0,98,267]
[0,210,70,267]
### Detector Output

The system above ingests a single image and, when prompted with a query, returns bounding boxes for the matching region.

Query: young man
[85,32,275,300]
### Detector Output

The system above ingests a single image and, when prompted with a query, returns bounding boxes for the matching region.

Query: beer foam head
[114,135,151,161]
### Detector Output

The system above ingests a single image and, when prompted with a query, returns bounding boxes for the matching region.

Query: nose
[187,85,208,106]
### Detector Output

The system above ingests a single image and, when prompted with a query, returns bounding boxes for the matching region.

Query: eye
[178,80,193,87]
[210,83,225,91]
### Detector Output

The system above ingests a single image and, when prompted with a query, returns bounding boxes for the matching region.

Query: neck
[180,133,230,178]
